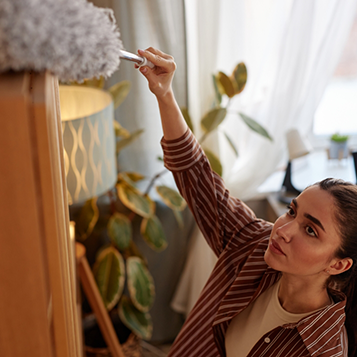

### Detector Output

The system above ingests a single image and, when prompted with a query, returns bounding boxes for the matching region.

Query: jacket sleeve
[161,129,259,257]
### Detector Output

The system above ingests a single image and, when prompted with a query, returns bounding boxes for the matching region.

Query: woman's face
[264,186,342,277]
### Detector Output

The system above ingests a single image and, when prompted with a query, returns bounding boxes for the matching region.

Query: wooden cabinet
[0,71,82,357]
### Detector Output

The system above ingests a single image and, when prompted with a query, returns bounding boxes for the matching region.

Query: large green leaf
[239,112,273,141]
[93,246,125,310]
[126,257,155,312]
[212,74,222,105]
[140,215,167,251]
[109,80,131,109]
[181,107,195,133]
[118,296,153,340]
[201,107,227,134]
[117,182,152,218]
[204,149,223,176]
[156,185,186,211]
[107,213,132,250]
[216,71,235,98]
[223,132,239,157]
[76,198,99,241]
[231,62,247,95]
[116,129,144,153]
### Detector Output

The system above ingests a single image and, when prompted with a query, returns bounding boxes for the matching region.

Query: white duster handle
[119,50,155,68]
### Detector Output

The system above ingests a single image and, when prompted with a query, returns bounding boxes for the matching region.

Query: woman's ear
[329,258,353,275]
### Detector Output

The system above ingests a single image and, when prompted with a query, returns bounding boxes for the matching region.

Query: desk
[259,150,356,194]
[292,150,356,190]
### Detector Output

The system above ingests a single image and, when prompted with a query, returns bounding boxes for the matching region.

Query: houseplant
[329,133,349,160]
[181,62,273,176]
[68,77,186,352]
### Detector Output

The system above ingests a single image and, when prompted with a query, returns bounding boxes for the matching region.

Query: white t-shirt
[225,280,324,357]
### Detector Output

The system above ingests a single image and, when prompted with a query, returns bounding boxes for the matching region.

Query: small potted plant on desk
[329,133,349,160]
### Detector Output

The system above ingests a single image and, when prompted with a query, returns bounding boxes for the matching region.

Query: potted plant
[181,62,272,176]
[66,76,186,355]
[329,133,349,160]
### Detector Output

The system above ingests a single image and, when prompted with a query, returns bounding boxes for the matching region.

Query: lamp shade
[286,129,312,161]
[60,86,116,205]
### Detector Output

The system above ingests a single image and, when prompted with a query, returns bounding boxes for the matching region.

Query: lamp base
[352,151,357,184]
[279,161,301,204]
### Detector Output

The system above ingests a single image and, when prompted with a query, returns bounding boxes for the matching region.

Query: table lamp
[60,85,117,205]
[279,129,312,204]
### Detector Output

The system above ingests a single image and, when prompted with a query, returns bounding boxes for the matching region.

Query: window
[313,13,357,148]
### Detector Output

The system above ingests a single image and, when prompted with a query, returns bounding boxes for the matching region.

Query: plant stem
[144,169,168,195]
[128,211,136,222]
[107,190,117,215]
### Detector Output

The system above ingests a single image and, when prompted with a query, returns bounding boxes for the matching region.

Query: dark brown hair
[315,178,357,357]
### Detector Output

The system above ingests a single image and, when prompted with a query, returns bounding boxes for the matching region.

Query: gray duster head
[0,0,123,81]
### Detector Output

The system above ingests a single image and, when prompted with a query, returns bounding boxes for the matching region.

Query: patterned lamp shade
[59,86,116,205]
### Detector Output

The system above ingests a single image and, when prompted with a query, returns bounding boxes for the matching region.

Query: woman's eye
[306,226,317,237]
[286,205,295,216]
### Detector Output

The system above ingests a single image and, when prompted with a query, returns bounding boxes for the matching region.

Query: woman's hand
[136,47,187,139]
[137,48,176,101]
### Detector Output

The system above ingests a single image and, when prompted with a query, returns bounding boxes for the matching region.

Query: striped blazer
[161,129,348,357]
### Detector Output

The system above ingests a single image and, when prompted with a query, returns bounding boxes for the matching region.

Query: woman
[136,48,357,357]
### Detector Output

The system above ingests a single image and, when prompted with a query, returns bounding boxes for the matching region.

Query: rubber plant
[72,76,186,340]
[181,62,273,176]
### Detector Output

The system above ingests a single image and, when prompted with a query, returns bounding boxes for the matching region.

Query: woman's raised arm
[137,48,187,140]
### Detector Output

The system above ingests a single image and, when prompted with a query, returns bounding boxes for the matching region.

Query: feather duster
[0,0,123,81]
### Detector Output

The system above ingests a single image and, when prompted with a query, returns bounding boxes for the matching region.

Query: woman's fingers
[138,49,175,71]
[145,47,173,60]
[137,47,176,98]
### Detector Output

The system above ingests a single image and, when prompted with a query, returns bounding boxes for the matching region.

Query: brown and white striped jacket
[161,129,348,357]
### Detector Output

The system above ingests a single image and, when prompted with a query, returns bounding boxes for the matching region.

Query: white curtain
[171,0,357,317]
[109,0,187,187]
[170,0,222,316]
[220,0,357,200]
[184,0,221,138]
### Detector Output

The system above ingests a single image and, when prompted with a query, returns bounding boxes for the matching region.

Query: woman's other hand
[137,48,176,101]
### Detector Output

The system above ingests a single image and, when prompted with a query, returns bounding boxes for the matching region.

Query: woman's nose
[276,222,294,242]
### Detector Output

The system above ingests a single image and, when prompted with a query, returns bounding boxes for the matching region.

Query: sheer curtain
[171,0,357,317]
[109,0,187,184]
[184,0,221,138]
[170,0,223,316]
[219,0,357,200]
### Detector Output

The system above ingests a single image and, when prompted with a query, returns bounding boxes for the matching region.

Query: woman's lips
[270,239,286,256]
